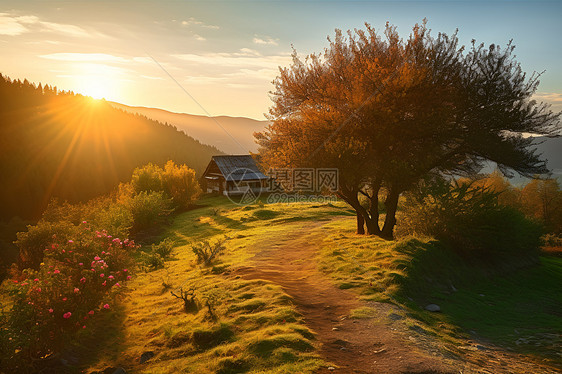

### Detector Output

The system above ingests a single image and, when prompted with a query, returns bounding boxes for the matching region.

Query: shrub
[142,251,165,270]
[162,161,201,209]
[131,161,201,210]
[1,224,136,369]
[131,163,163,193]
[88,202,133,239]
[152,238,175,259]
[15,221,79,271]
[126,191,173,233]
[191,237,228,266]
[399,177,542,260]
[541,233,562,247]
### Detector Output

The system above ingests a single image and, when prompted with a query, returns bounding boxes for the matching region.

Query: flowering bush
[0,222,136,368]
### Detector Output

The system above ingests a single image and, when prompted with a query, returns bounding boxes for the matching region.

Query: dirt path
[233,221,456,374]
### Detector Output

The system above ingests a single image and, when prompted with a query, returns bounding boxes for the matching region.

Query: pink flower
[63,312,72,319]
[108,275,114,280]
[80,277,86,283]
[34,278,39,282]
[54,269,60,274]
[74,287,80,293]
[36,288,41,292]
[48,308,53,313]
[62,297,67,301]
[101,251,106,255]
[94,256,101,261]
[100,273,105,278]
[91,268,95,272]
[68,240,74,244]
[114,282,121,287]
[126,275,131,280]
[88,310,94,315]
[82,221,87,224]
[123,269,128,272]
[82,325,86,329]
[79,262,83,266]
[103,304,110,309]
[102,281,107,286]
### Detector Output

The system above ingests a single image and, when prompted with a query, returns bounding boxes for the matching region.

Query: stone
[328,367,335,371]
[388,313,404,321]
[424,304,441,312]
[139,351,155,364]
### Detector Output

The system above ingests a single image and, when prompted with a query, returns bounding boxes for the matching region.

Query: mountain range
[108,102,268,154]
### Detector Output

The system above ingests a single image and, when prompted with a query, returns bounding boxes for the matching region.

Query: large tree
[256,21,561,239]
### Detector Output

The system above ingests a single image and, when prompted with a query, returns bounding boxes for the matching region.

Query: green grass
[83,197,355,373]
[316,215,562,366]
[435,256,562,359]
[81,196,562,371]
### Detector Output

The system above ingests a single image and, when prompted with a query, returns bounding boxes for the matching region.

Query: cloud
[172,49,288,70]
[0,12,97,38]
[141,75,164,80]
[171,49,291,88]
[40,21,92,38]
[534,92,562,103]
[0,13,29,35]
[193,34,206,41]
[39,53,155,66]
[40,53,129,63]
[534,92,562,112]
[253,35,279,46]
[181,17,219,30]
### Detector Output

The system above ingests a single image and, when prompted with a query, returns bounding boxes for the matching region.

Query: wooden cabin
[201,155,269,196]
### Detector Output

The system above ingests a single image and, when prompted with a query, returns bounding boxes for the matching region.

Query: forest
[0,74,220,221]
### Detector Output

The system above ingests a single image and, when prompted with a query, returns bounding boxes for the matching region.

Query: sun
[73,63,120,100]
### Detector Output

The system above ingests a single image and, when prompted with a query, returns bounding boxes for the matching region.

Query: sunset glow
[1,1,561,119]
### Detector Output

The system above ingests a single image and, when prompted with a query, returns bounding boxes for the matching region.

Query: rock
[328,367,335,371]
[388,313,404,321]
[139,351,155,364]
[479,294,485,297]
[112,368,127,374]
[332,339,349,347]
[424,304,441,312]
[332,327,339,331]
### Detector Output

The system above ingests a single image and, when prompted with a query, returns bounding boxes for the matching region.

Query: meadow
[77,196,562,373]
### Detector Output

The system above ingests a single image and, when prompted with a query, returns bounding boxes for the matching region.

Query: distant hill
[0,74,222,220]
[536,136,562,180]
[108,102,268,154]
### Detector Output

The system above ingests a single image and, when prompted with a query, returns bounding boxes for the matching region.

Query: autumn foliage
[257,21,561,238]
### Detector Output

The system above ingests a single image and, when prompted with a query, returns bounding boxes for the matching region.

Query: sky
[1,0,561,120]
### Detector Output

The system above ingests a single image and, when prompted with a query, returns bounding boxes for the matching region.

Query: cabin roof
[206,155,268,181]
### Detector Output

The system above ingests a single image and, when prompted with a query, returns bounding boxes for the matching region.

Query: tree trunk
[381,188,400,240]
[356,212,365,235]
[366,179,382,235]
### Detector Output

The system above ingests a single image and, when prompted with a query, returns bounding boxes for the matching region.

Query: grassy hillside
[82,197,561,373]
[0,74,222,221]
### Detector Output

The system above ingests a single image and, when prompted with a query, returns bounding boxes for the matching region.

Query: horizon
[1,1,562,120]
